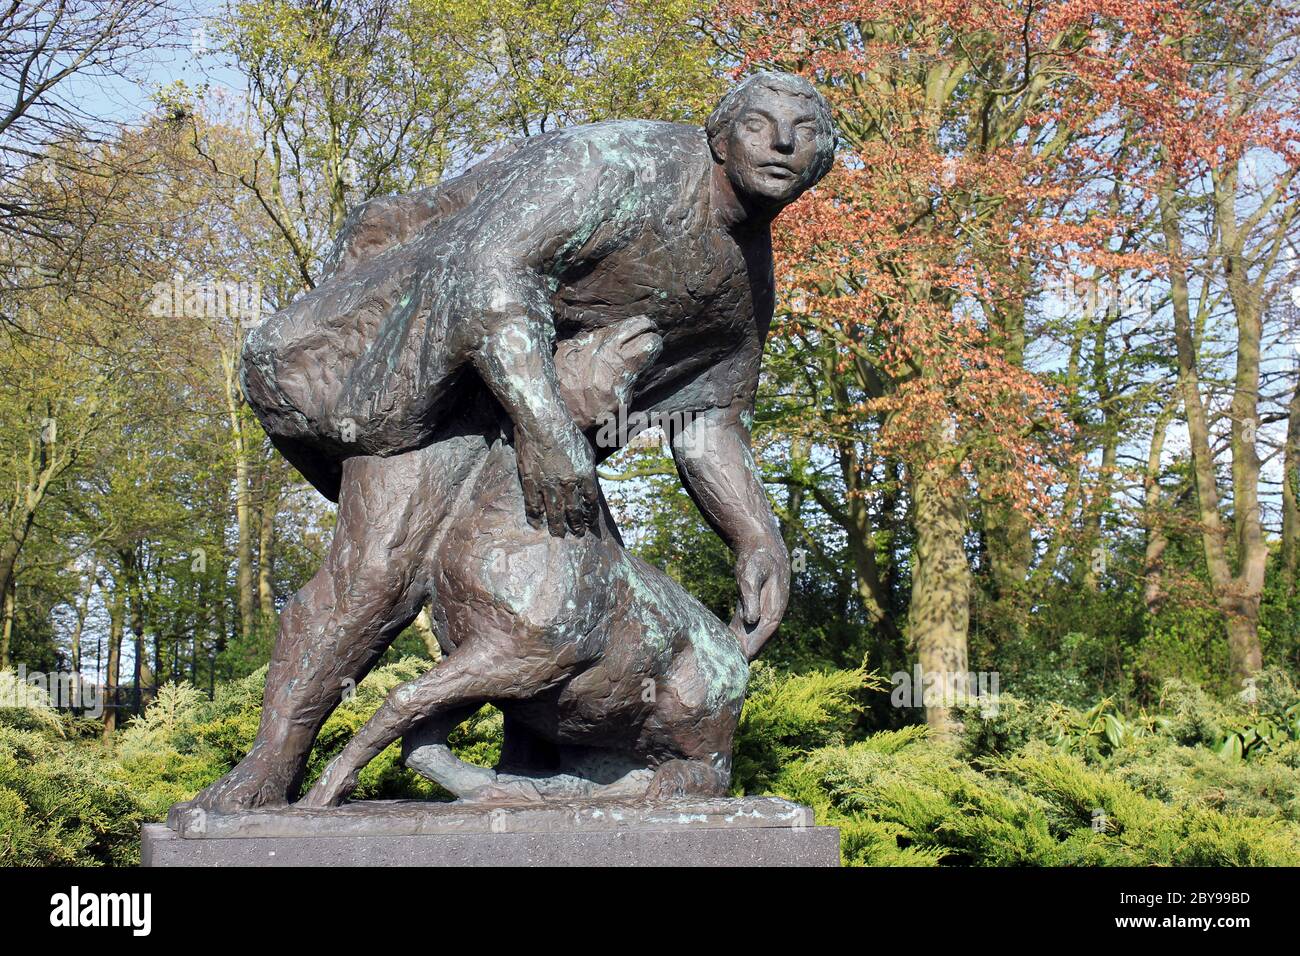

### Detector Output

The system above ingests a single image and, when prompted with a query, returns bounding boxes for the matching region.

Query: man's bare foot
[644,759,728,801]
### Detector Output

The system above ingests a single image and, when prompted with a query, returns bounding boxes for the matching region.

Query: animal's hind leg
[300,639,563,807]
[400,707,502,798]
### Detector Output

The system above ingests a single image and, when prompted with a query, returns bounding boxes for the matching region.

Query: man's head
[706,71,837,211]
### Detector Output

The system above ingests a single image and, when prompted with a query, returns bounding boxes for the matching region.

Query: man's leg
[187,435,488,811]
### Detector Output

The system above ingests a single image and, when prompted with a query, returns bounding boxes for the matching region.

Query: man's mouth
[759,162,797,180]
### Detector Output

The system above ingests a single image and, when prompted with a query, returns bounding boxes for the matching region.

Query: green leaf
[1103,713,1125,748]
[1217,735,1244,761]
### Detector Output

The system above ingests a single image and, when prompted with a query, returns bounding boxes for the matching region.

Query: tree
[0,0,178,302]
[714,0,1193,730]
[1152,1,1300,681]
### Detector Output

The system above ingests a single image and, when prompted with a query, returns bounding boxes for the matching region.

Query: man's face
[721,91,822,207]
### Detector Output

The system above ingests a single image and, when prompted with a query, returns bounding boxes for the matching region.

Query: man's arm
[670,400,790,659]
[464,300,600,537]
[450,136,648,537]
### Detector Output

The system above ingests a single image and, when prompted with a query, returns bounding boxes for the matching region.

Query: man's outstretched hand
[515,416,601,537]
[730,539,790,660]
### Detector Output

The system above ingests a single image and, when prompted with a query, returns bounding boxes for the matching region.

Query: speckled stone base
[144,797,839,867]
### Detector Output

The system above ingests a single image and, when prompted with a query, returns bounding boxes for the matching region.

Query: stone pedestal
[143,797,839,867]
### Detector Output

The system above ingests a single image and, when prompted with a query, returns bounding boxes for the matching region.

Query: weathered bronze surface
[182,72,836,814]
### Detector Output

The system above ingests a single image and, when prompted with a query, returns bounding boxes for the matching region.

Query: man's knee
[348,548,426,618]
[318,458,437,619]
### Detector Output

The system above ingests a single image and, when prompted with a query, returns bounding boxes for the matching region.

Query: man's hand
[515,416,601,537]
[730,538,790,660]
[467,311,604,538]
[670,402,792,659]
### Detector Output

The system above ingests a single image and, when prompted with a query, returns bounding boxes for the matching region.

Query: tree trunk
[979,260,1034,635]
[781,437,808,548]
[978,482,1032,639]
[804,443,900,645]
[0,578,14,670]
[68,574,95,676]
[0,398,100,605]
[1081,429,1119,591]
[410,607,443,661]
[1162,175,1265,682]
[257,476,277,629]
[1218,176,1267,680]
[234,451,256,644]
[825,351,900,642]
[0,452,51,611]
[223,346,258,647]
[102,586,124,742]
[124,549,147,715]
[1142,395,1177,614]
[908,451,971,736]
[214,552,229,662]
[1281,374,1300,593]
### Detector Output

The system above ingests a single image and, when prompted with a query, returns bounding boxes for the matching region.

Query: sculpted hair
[705,71,838,185]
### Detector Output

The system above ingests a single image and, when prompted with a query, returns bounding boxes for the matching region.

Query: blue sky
[62,1,245,130]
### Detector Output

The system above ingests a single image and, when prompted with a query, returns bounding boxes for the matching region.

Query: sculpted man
[188,71,837,812]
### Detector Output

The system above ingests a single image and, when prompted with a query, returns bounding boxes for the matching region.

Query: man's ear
[708,131,728,165]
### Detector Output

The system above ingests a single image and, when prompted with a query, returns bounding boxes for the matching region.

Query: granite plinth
[143,797,839,867]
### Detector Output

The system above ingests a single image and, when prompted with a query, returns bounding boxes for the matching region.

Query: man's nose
[771,119,795,154]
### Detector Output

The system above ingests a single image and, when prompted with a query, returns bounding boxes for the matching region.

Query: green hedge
[2,660,1298,866]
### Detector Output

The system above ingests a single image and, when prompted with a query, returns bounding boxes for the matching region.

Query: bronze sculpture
[185,71,837,812]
